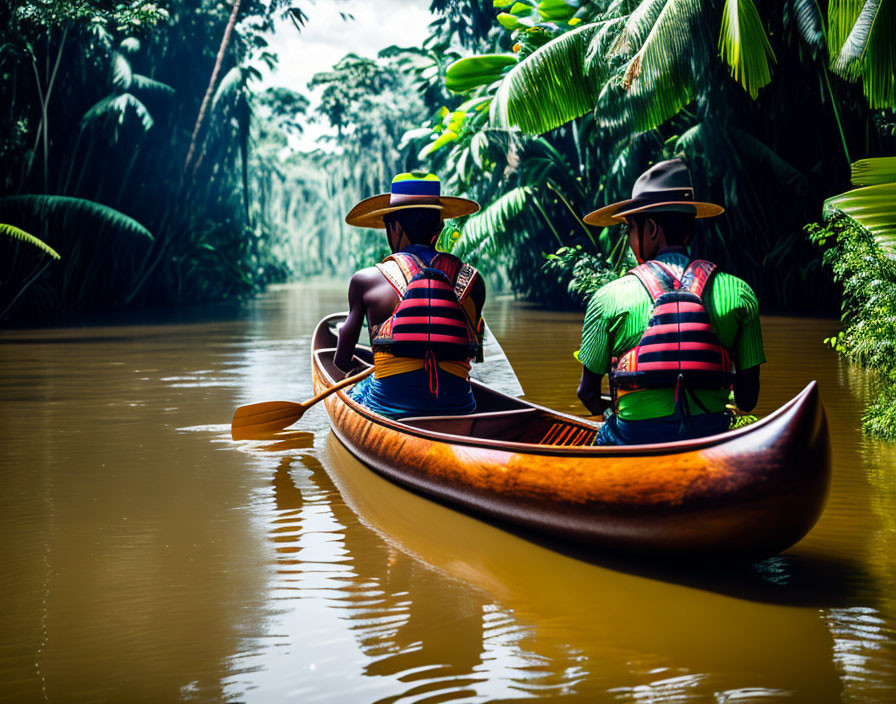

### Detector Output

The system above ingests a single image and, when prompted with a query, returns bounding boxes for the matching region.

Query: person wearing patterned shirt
[577,159,765,445]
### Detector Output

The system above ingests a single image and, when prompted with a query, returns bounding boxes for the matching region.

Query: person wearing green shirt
[577,159,765,445]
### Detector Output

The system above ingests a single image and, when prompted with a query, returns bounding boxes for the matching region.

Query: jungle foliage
[4,0,896,325]
[0,0,304,320]
[809,156,896,441]
[389,0,896,308]
[809,215,896,441]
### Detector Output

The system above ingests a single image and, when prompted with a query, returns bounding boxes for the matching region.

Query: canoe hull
[312,315,830,558]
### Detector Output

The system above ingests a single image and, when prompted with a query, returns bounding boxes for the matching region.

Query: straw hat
[345,172,480,229]
[584,159,724,227]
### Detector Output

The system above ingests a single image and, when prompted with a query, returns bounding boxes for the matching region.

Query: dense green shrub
[808,217,896,440]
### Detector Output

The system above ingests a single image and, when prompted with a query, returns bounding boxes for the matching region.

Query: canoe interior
[312,311,821,457]
[314,344,600,447]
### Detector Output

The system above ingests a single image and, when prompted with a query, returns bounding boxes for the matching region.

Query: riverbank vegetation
[1,0,306,320]
[809,157,896,441]
[400,0,896,309]
[4,1,894,318]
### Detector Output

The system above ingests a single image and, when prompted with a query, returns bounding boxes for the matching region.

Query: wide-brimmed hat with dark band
[583,158,724,227]
[345,172,479,229]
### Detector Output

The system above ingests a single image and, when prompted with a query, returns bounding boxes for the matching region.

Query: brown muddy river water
[2,281,895,703]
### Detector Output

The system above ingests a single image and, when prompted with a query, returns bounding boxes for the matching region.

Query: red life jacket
[610,259,734,395]
[372,251,481,363]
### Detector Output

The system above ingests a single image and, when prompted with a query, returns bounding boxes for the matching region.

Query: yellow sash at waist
[373,352,470,380]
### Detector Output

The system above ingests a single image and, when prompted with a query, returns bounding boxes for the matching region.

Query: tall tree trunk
[183,0,241,173]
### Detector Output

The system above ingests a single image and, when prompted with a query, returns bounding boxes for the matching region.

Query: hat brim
[583,199,725,227]
[345,193,480,229]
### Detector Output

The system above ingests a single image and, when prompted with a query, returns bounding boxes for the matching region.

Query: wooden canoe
[312,313,831,559]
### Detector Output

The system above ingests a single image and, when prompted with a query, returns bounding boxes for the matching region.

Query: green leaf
[0,223,61,259]
[829,0,896,108]
[719,0,776,99]
[851,157,896,186]
[788,0,824,51]
[418,130,458,160]
[497,12,522,30]
[538,0,579,22]
[824,168,896,258]
[212,66,246,110]
[0,196,154,242]
[130,74,175,96]
[490,22,604,134]
[453,186,532,257]
[609,0,705,132]
[112,51,132,90]
[119,36,141,53]
[81,93,153,131]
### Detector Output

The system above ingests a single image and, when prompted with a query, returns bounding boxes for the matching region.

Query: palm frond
[131,74,175,96]
[112,51,133,90]
[829,0,896,108]
[787,0,824,51]
[824,157,896,257]
[675,123,706,154]
[0,196,154,242]
[119,37,141,54]
[610,0,705,132]
[212,66,244,111]
[490,22,604,135]
[0,223,61,259]
[81,93,154,132]
[830,0,875,70]
[828,0,865,53]
[212,65,262,111]
[453,186,532,257]
[719,0,776,99]
[851,156,896,185]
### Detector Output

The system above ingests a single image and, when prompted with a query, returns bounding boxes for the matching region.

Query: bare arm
[333,274,367,373]
[734,365,760,412]
[577,366,610,416]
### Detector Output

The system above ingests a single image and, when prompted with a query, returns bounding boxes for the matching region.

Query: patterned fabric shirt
[578,251,766,421]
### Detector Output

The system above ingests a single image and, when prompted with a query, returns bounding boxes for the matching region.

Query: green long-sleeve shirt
[577,251,766,421]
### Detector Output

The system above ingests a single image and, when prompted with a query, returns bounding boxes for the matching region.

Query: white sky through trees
[261,0,434,151]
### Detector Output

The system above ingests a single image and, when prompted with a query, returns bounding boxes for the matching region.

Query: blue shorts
[596,412,730,446]
[348,368,476,420]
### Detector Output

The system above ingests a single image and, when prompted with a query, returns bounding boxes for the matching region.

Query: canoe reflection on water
[260,436,855,701]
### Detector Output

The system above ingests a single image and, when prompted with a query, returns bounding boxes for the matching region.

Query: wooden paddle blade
[231,401,306,439]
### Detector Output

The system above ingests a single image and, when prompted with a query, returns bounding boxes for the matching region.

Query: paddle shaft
[301,366,373,412]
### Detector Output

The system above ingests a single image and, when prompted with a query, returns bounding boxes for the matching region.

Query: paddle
[470,320,525,397]
[231,367,373,439]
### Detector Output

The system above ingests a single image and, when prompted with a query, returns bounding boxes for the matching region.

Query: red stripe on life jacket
[407,279,453,291]
[640,342,724,353]
[636,360,727,372]
[652,301,706,316]
[642,322,715,336]
[398,298,464,309]
[424,333,475,344]
[387,332,472,344]
[392,316,467,327]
